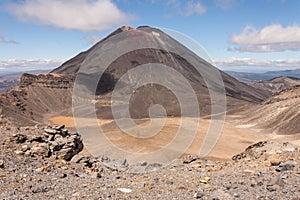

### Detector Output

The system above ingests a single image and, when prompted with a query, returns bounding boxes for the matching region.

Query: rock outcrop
[0,73,74,125]
[11,125,83,161]
[252,76,300,95]
[239,85,300,135]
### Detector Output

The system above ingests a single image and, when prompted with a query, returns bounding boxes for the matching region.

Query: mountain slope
[52,26,268,118]
[238,85,300,135]
[0,73,74,125]
[0,26,268,125]
[252,76,300,95]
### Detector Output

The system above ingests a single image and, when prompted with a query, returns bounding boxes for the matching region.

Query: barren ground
[49,116,270,160]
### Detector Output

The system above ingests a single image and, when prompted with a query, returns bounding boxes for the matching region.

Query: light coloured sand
[49,116,269,160]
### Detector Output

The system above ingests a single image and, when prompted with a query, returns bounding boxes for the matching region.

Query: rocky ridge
[0,124,299,199]
[0,73,74,125]
[252,76,300,95]
[238,85,300,135]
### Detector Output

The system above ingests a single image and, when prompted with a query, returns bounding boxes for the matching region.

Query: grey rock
[55,125,65,131]
[270,160,281,166]
[194,192,204,199]
[0,159,4,168]
[91,172,102,179]
[30,143,50,157]
[140,161,148,166]
[97,155,110,163]
[281,174,288,179]
[44,128,58,135]
[31,185,48,193]
[266,185,277,192]
[106,158,128,171]
[13,134,27,143]
[276,162,295,172]
[71,155,86,163]
[233,193,240,198]
[182,154,198,164]
[57,173,67,179]
[21,144,30,152]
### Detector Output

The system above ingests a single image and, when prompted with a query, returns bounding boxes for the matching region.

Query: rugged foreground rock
[0,125,299,199]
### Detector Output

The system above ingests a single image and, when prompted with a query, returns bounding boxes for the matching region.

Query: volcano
[0,26,268,125]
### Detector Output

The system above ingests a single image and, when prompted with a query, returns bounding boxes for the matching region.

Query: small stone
[270,160,281,166]
[244,169,255,174]
[266,185,277,192]
[55,125,65,131]
[31,144,50,157]
[194,192,204,199]
[145,163,162,172]
[44,128,58,135]
[182,154,198,164]
[200,177,210,184]
[15,150,24,155]
[140,161,147,166]
[233,193,239,197]
[117,188,132,193]
[0,160,4,168]
[13,134,27,143]
[250,180,256,187]
[91,172,102,179]
[30,136,45,143]
[31,186,48,193]
[208,168,216,172]
[281,174,288,179]
[21,145,30,152]
[58,173,67,178]
[106,158,128,171]
[147,184,152,190]
[35,166,51,172]
[71,155,85,163]
[72,192,80,197]
[257,181,264,186]
[224,184,231,190]
[276,162,295,172]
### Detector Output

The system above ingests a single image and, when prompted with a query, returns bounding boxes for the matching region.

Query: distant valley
[226,68,300,83]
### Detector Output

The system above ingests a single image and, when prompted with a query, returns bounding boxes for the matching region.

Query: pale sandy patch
[49,116,268,160]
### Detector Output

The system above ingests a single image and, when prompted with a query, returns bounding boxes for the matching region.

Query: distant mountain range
[0,70,50,93]
[226,69,300,83]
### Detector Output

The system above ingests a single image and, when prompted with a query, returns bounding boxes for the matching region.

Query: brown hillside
[237,85,300,135]
[252,76,300,95]
[0,26,268,125]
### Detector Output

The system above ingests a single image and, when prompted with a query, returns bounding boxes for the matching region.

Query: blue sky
[0,0,300,73]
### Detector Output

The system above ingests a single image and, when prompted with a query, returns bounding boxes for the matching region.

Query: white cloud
[167,0,206,16]
[0,59,64,73]
[0,34,17,44]
[7,0,134,32]
[214,57,300,68]
[214,0,237,10]
[229,24,300,52]
[183,0,206,16]
[85,35,102,44]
